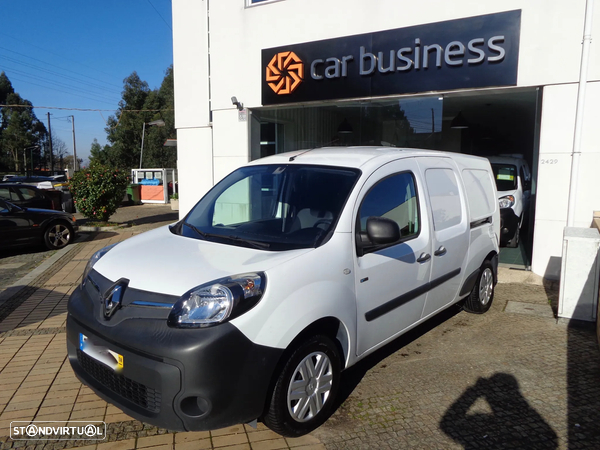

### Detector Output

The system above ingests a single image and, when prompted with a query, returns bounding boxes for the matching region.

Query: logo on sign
[266,51,304,95]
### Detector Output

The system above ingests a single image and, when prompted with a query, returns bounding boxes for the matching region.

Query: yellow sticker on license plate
[80,334,123,371]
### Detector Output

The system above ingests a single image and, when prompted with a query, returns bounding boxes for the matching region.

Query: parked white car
[486,155,531,247]
[67,147,500,436]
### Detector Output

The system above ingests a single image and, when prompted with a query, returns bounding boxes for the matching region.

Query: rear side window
[425,168,462,231]
[462,169,496,221]
[0,187,19,202]
[359,172,419,239]
[16,187,37,200]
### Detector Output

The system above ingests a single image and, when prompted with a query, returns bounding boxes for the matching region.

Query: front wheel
[44,221,73,250]
[463,261,495,314]
[263,335,341,437]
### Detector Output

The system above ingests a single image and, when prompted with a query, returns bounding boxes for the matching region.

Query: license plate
[80,333,123,372]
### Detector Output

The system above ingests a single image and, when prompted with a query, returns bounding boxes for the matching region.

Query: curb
[78,223,131,232]
[0,233,90,308]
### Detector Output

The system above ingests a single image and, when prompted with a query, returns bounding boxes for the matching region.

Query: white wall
[172,0,600,278]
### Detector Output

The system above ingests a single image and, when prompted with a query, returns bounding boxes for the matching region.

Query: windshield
[178,164,361,250]
[491,164,518,191]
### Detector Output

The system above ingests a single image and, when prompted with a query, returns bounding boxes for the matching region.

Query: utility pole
[47,112,54,173]
[70,115,78,171]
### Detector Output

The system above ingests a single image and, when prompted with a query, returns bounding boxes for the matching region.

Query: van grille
[77,350,161,412]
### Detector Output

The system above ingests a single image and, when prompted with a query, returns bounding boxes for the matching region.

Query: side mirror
[366,217,401,245]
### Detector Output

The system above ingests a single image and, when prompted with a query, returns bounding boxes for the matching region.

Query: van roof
[247,146,489,170]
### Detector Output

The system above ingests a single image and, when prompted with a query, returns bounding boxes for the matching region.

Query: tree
[0,93,46,172]
[0,72,47,172]
[143,66,176,168]
[62,154,83,171]
[96,67,175,170]
[89,138,112,166]
[103,72,151,169]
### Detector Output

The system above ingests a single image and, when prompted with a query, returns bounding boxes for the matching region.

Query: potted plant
[170,192,179,210]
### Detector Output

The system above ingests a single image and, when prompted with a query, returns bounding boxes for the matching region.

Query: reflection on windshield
[491,164,517,191]
[180,164,361,251]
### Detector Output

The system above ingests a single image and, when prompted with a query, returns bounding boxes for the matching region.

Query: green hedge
[70,165,129,222]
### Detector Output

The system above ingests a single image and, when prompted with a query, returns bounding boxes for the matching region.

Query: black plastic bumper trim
[365,268,461,322]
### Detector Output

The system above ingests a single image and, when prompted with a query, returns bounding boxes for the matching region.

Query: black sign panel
[261,10,520,105]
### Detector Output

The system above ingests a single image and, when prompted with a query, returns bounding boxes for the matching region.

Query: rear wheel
[44,221,73,250]
[263,335,341,437]
[463,261,495,314]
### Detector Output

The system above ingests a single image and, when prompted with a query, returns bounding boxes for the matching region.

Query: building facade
[171,0,600,279]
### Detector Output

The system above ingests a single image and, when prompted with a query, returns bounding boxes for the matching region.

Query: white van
[67,147,500,437]
[486,155,531,247]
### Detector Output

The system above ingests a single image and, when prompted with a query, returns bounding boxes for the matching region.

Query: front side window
[180,164,361,250]
[491,164,518,191]
[359,172,419,241]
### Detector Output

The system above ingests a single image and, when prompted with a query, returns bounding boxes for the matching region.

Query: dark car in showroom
[0,183,61,211]
[0,199,78,250]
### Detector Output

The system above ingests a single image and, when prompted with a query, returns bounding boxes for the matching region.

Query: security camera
[231,96,244,111]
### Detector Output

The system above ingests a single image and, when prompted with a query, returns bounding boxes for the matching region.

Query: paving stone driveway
[0,208,599,449]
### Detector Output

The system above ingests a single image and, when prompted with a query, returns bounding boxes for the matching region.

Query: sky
[0,0,174,165]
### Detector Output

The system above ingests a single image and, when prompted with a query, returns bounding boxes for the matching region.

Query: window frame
[246,0,285,7]
[355,170,422,256]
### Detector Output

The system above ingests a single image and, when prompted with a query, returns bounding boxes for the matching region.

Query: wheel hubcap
[49,225,70,247]
[287,351,333,422]
[479,268,494,305]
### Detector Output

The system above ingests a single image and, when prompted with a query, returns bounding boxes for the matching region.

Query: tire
[44,221,74,250]
[463,261,495,314]
[263,335,341,437]
[507,225,520,248]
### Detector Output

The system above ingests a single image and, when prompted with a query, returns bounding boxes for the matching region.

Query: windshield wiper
[184,222,270,249]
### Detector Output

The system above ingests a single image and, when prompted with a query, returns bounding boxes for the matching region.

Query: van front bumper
[66,287,283,431]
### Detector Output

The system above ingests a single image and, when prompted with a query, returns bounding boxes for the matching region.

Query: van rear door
[416,157,469,318]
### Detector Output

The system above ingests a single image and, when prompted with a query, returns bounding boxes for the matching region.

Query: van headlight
[82,243,118,286]
[498,195,515,208]
[168,273,266,328]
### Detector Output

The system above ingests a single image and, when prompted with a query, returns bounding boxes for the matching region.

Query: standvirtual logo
[266,51,304,95]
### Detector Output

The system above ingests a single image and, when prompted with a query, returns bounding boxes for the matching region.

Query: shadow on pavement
[126,212,179,226]
[333,302,463,411]
[0,245,53,259]
[440,373,558,449]
[544,256,600,448]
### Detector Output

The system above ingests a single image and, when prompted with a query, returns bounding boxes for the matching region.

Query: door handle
[417,252,431,263]
[434,246,447,256]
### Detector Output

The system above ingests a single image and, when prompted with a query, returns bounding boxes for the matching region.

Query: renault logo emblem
[266,51,304,95]
[103,280,128,319]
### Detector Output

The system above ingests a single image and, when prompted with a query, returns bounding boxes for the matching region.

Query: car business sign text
[261,10,520,105]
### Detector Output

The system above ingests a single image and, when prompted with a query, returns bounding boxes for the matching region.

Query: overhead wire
[1,66,121,103]
[2,75,119,106]
[0,32,123,86]
[0,53,122,95]
[147,0,173,31]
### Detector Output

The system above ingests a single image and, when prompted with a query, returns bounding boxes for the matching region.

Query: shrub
[70,165,129,222]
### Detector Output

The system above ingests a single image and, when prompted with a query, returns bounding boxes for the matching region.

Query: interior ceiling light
[450,111,469,129]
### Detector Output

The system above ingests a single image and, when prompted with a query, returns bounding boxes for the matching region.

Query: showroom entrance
[251,87,541,268]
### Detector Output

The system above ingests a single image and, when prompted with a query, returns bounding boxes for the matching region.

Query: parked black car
[0,199,78,250]
[0,184,60,211]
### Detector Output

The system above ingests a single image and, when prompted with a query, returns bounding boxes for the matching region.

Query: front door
[417,157,469,318]
[354,159,432,356]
